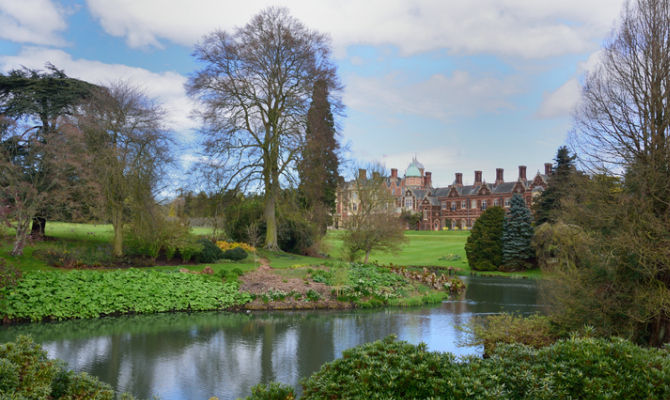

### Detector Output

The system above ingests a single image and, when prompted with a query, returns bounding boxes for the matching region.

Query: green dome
[405,157,424,177]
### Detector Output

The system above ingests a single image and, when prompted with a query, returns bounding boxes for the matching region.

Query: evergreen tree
[298,79,340,235]
[465,206,504,271]
[534,146,577,225]
[502,194,535,270]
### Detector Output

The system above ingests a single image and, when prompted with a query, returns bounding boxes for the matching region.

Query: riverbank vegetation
[246,335,670,400]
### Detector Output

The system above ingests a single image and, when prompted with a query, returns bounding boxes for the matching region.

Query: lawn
[1,222,541,278]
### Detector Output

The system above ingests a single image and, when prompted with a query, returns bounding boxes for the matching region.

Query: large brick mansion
[334,157,550,230]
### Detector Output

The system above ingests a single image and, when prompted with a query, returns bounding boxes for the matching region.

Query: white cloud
[344,70,522,122]
[0,47,197,135]
[0,0,68,46]
[85,0,625,58]
[536,78,581,119]
[535,49,606,119]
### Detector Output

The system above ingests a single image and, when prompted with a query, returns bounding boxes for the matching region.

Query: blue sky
[0,0,626,188]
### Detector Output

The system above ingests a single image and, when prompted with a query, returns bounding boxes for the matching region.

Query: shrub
[277,215,317,254]
[216,241,256,252]
[0,336,123,399]
[222,247,248,261]
[465,206,504,271]
[194,238,225,263]
[244,382,296,400]
[462,313,558,356]
[297,335,670,400]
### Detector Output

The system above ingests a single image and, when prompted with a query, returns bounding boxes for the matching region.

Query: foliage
[544,0,670,346]
[533,146,577,224]
[0,64,97,241]
[400,210,422,229]
[187,7,341,250]
[277,212,317,254]
[501,194,534,270]
[216,241,256,252]
[465,206,504,271]
[297,335,670,400]
[0,335,125,399]
[222,247,248,261]
[298,79,341,236]
[244,382,296,400]
[194,238,224,263]
[0,258,21,291]
[1,269,252,321]
[462,313,558,356]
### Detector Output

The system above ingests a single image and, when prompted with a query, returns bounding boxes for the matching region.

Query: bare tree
[342,164,406,263]
[186,7,341,250]
[76,83,172,257]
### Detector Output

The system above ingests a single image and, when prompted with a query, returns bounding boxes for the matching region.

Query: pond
[0,275,541,399]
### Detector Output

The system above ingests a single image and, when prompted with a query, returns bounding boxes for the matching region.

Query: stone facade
[333,158,550,230]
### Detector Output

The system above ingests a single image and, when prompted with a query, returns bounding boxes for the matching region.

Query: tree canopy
[187,7,341,250]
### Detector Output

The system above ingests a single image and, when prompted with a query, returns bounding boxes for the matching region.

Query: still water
[0,275,540,399]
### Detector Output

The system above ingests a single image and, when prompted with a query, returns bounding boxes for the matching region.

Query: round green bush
[223,247,248,261]
[194,238,225,263]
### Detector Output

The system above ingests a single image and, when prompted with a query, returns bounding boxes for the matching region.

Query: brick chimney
[391,168,398,178]
[358,168,366,180]
[419,167,425,177]
[544,163,552,175]
[455,172,463,187]
[495,168,504,185]
[372,171,380,180]
[425,171,432,187]
[518,165,527,181]
[474,170,482,185]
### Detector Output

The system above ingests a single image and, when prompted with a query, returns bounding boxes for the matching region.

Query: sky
[0,0,627,188]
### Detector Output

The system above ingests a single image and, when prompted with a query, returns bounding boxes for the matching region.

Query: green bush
[297,335,670,400]
[0,336,122,399]
[0,258,21,291]
[194,238,224,263]
[462,313,558,356]
[465,206,504,271]
[244,382,296,400]
[222,247,248,261]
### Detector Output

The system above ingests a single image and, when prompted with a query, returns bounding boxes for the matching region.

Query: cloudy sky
[0,0,626,187]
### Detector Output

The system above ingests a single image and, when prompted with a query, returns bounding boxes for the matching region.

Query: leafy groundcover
[1,269,252,321]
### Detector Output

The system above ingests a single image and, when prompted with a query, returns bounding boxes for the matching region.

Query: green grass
[2,222,540,278]
[324,230,470,269]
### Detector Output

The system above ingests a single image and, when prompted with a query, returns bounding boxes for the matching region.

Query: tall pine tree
[533,146,577,225]
[502,194,535,270]
[298,79,340,235]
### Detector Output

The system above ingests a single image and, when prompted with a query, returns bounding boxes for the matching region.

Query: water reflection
[0,275,540,400]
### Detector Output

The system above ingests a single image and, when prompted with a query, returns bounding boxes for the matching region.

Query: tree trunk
[364,249,370,264]
[112,206,124,257]
[264,193,279,251]
[10,219,31,256]
[30,216,46,240]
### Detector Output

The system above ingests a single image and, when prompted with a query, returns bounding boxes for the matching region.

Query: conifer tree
[465,206,504,271]
[502,194,534,269]
[533,146,577,224]
[298,79,340,236]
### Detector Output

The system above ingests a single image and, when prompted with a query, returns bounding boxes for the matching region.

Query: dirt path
[239,258,351,310]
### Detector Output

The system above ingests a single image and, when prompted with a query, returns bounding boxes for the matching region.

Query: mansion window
[504,198,511,207]
[451,202,456,211]
[405,197,413,209]
[471,199,477,209]
[442,201,447,210]
[494,199,499,207]
[461,200,467,209]
[481,200,487,210]
[423,210,428,220]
